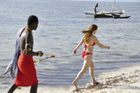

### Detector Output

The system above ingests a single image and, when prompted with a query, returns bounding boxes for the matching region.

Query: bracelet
[37,52,41,57]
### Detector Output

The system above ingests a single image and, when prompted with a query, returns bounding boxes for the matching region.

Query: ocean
[0,0,140,90]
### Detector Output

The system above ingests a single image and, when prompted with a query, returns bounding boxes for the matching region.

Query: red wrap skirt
[15,53,38,86]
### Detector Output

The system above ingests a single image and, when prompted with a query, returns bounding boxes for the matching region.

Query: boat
[95,13,113,18]
[85,0,131,19]
[85,11,130,19]
[113,14,131,19]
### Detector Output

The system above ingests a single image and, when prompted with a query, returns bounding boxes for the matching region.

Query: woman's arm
[94,36,110,49]
[73,36,84,54]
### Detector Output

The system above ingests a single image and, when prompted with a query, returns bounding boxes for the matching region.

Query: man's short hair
[27,15,38,26]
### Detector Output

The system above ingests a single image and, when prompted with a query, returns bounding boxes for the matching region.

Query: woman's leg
[89,60,96,85]
[8,84,18,93]
[30,84,38,93]
[72,58,90,90]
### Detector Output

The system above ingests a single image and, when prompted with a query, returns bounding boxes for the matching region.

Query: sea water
[0,0,140,89]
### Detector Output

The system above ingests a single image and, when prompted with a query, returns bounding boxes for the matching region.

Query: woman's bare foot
[72,81,79,91]
[86,82,100,88]
[91,82,100,87]
[94,82,100,85]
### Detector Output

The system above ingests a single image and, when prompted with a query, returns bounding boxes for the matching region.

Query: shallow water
[0,0,140,89]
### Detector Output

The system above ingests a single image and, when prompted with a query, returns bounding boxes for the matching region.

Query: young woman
[72,24,110,91]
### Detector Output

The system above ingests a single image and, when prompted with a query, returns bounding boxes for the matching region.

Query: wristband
[37,52,41,57]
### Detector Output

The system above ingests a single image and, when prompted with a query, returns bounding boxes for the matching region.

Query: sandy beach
[0,0,140,93]
[79,64,140,93]
[1,64,140,93]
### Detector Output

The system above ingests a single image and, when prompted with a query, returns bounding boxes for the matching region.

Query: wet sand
[2,64,140,93]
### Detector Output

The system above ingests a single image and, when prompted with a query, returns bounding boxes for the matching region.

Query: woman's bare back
[84,35,96,53]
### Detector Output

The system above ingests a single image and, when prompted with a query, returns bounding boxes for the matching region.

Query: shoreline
[2,64,140,93]
[78,64,140,93]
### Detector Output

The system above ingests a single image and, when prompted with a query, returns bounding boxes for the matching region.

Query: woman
[72,24,110,91]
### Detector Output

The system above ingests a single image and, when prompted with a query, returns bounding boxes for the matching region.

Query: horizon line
[72,0,140,2]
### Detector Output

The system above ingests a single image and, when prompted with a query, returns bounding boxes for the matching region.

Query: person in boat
[7,15,43,93]
[72,24,110,91]
[94,3,98,14]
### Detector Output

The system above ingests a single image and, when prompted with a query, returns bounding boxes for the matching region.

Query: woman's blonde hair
[82,24,98,43]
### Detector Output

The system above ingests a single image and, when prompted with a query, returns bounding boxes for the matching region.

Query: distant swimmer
[72,24,110,91]
[94,3,98,14]
[7,15,43,93]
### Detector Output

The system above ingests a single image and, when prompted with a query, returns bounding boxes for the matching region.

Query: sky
[74,0,140,2]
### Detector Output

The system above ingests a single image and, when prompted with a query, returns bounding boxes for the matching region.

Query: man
[94,3,98,14]
[8,15,43,93]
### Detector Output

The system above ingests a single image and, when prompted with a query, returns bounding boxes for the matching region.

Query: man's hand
[37,51,43,57]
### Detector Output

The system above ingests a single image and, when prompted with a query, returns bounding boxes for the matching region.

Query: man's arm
[25,31,39,56]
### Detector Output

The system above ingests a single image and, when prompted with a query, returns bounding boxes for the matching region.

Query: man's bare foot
[72,81,79,91]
